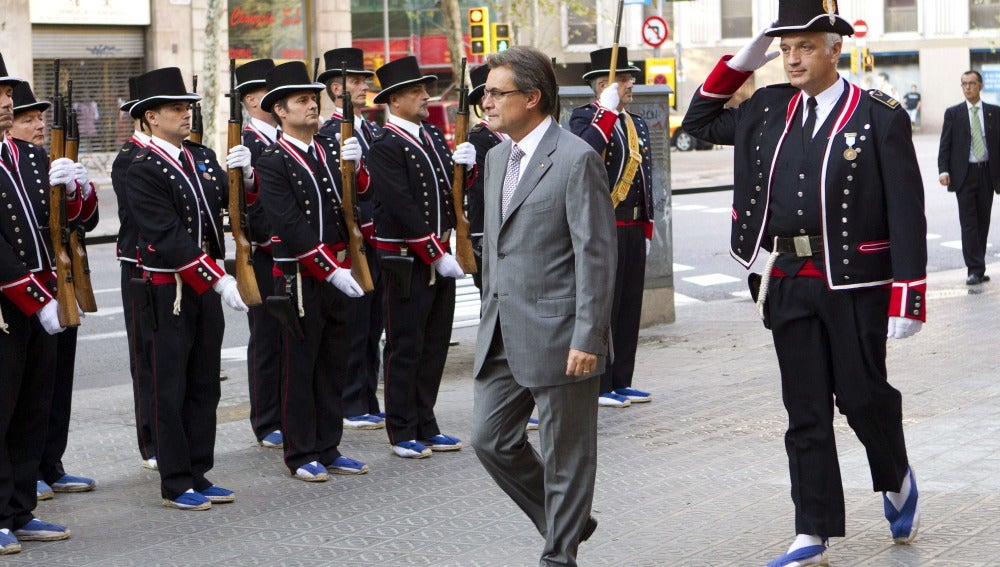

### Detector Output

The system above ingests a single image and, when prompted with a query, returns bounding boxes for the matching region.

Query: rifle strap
[173,274,183,315]
[610,114,642,209]
[0,304,9,334]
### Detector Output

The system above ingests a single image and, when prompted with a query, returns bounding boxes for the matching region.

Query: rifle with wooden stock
[47,60,80,328]
[64,80,97,312]
[338,62,374,292]
[450,57,476,273]
[226,59,262,306]
[189,74,203,144]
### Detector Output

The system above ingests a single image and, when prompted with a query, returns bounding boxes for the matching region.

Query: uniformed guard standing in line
[126,67,249,511]
[254,61,370,481]
[683,2,926,564]
[367,56,477,459]
[9,81,100,500]
[230,58,285,450]
[569,47,654,409]
[111,77,158,471]
[317,48,386,431]
[0,52,76,553]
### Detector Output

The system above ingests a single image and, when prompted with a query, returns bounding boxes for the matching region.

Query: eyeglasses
[482,88,525,101]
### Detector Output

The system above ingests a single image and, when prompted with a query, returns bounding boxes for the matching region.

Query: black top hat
[119,76,139,113]
[129,67,202,119]
[765,0,854,37]
[317,48,374,84]
[467,64,491,107]
[0,53,23,87]
[235,59,275,95]
[260,61,324,113]
[12,82,50,115]
[582,47,641,82]
[373,56,437,105]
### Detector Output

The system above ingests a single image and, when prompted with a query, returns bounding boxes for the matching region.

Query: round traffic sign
[853,19,868,38]
[642,16,669,48]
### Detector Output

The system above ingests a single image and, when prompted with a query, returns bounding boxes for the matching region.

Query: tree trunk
[203,0,221,145]
[439,0,466,83]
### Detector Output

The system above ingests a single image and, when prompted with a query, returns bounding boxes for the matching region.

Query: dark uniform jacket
[241,120,279,247]
[126,138,228,294]
[0,136,97,315]
[683,57,927,321]
[112,132,149,263]
[368,119,456,265]
[569,102,654,238]
[255,133,369,281]
[467,120,505,239]
[938,100,1000,194]
[320,110,382,246]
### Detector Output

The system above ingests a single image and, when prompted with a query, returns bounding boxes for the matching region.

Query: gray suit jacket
[473,119,617,388]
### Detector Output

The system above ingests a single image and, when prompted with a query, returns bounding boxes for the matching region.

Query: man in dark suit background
[470,45,616,567]
[938,70,1000,285]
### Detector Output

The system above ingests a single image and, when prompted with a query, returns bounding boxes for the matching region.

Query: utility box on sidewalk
[558,84,675,326]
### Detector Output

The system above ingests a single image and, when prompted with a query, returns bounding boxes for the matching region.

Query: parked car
[669,114,713,151]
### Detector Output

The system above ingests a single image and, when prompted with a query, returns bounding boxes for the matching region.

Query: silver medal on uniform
[843,132,858,161]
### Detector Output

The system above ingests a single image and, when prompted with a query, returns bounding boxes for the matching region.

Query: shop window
[721,0,751,39]
[971,0,1000,29]
[885,0,918,32]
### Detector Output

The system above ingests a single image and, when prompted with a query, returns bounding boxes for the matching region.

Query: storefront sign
[228,0,308,61]
[29,0,150,26]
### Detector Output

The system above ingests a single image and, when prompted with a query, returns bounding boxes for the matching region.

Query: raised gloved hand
[452,142,476,166]
[37,301,66,335]
[337,134,362,165]
[728,26,780,73]
[434,253,464,278]
[49,157,76,192]
[598,84,620,112]
[887,316,922,339]
[326,267,364,297]
[213,275,249,312]
[226,144,254,180]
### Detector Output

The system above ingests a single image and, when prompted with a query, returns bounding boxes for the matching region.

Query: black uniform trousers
[767,276,909,538]
[342,243,383,418]
[279,275,349,472]
[380,255,455,444]
[246,248,283,441]
[121,262,155,460]
[148,282,223,500]
[955,162,994,277]
[37,326,78,484]
[600,224,646,394]
[0,295,56,531]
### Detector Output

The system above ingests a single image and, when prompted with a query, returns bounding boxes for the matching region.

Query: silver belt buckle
[793,235,813,257]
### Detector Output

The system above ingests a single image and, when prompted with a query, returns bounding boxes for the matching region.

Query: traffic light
[861,47,875,72]
[468,7,490,55]
[492,23,511,53]
[849,46,859,74]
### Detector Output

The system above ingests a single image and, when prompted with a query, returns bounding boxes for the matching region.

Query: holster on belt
[381,244,414,300]
[746,272,770,330]
[129,276,157,331]
[266,263,304,341]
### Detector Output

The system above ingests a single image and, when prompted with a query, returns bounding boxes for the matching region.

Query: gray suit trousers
[471,327,599,567]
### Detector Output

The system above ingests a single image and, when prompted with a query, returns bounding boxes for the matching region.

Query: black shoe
[983,275,991,283]
[967,274,984,285]
[581,517,598,542]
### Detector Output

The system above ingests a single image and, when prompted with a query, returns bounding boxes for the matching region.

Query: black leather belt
[616,206,643,222]
[773,235,824,257]
[971,161,989,168]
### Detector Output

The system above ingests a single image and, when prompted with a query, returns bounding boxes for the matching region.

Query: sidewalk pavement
[10,258,999,566]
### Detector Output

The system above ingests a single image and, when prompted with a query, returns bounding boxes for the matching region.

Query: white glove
[326,267,364,298]
[335,133,363,166]
[49,157,76,191]
[72,162,89,189]
[452,142,476,167]
[887,316,922,339]
[226,144,254,180]
[213,275,249,312]
[728,26,780,73]
[37,301,66,335]
[645,238,652,257]
[598,84,620,112]
[434,253,465,278]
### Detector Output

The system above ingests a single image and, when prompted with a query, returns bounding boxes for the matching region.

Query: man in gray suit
[470,46,617,567]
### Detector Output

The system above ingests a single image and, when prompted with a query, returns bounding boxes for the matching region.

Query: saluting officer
[112,77,158,471]
[683,2,926,564]
[0,53,76,553]
[9,81,99,501]
[569,47,655,409]
[254,61,370,481]
[317,48,386,431]
[126,67,248,511]
[367,56,476,458]
[229,58,285,450]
